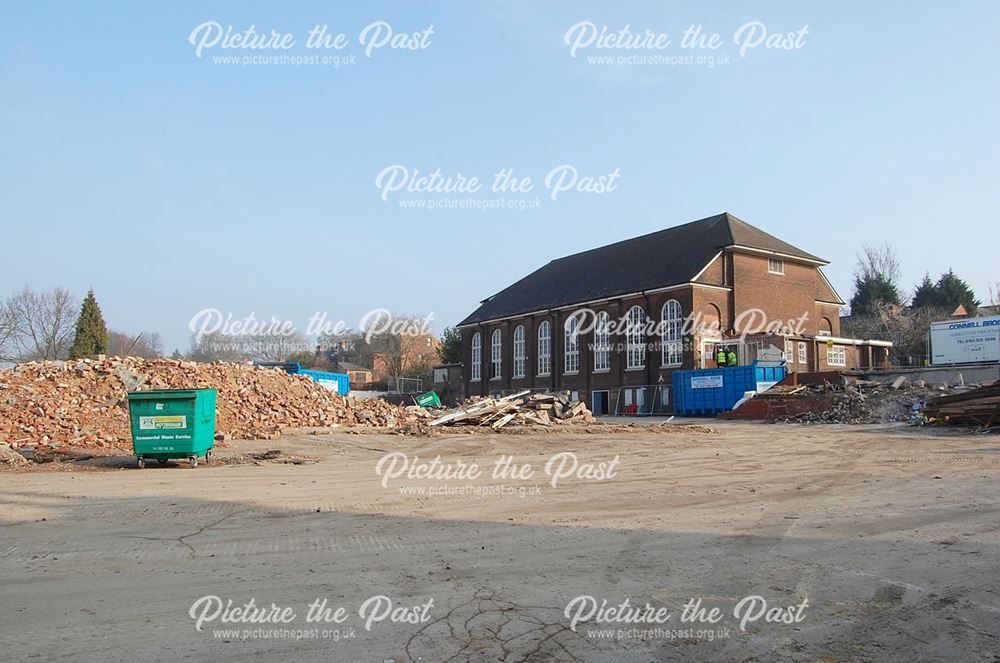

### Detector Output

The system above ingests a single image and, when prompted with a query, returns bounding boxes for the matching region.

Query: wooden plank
[429,400,501,427]
[491,412,517,429]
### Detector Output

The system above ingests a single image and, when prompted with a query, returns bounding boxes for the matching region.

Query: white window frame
[564,316,580,374]
[797,341,807,365]
[537,321,551,376]
[661,299,683,367]
[594,311,611,372]
[471,332,481,381]
[768,258,784,275]
[490,329,502,380]
[626,305,646,370]
[784,338,794,362]
[827,344,846,367]
[512,325,525,378]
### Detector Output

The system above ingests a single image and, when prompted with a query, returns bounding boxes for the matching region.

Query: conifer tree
[69,289,109,359]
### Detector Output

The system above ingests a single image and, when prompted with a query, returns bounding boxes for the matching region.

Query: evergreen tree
[910,273,937,308]
[849,244,903,315]
[69,289,109,359]
[933,269,980,313]
[909,270,980,314]
[438,327,462,364]
[849,274,902,315]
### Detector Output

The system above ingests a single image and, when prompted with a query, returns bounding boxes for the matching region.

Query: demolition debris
[721,377,957,425]
[424,390,596,429]
[923,382,1000,429]
[0,357,420,452]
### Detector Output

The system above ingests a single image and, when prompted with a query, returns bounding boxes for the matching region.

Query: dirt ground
[1,420,998,662]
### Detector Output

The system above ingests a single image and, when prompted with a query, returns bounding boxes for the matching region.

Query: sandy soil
[1,421,998,661]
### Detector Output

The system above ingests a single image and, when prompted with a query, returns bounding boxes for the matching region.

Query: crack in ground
[125,510,240,558]
[404,589,594,662]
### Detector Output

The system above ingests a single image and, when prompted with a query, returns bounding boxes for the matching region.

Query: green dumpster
[127,389,217,468]
[414,391,442,408]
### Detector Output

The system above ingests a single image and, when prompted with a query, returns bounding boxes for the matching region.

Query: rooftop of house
[458,212,827,326]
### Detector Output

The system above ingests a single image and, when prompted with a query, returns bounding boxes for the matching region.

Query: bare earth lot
[2,421,998,662]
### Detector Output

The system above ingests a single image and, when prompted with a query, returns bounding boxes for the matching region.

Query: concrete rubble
[0,357,421,453]
[721,378,960,425]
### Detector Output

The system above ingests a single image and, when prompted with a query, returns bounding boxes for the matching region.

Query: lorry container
[930,315,1000,366]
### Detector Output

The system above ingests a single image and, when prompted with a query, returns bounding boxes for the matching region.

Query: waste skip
[254,361,350,395]
[414,391,442,408]
[127,389,217,468]
[672,361,786,416]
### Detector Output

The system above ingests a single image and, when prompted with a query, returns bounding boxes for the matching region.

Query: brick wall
[460,250,848,407]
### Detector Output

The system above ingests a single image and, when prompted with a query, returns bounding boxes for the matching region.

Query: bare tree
[188,331,244,363]
[242,332,310,362]
[842,301,948,365]
[990,282,1000,307]
[367,315,436,390]
[0,300,16,360]
[854,243,902,286]
[187,330,308,363]
[849,244,904,314]
[0,287,78,362]
[108,331,165,358]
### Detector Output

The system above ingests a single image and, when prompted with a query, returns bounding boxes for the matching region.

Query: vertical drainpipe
[505,318,512,394]
[551,309,560,392]
[583,307,592,407]
[643,291,653,388]
[528,315,536,391]
[463,327,471,399]
[726,251,737,332]
[477,323,485,397]
[616,299,625,411]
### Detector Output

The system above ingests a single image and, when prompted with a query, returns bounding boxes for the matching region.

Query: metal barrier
[613,385,672,416]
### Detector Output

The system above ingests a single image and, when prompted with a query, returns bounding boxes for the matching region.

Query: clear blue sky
[2,1,997,352]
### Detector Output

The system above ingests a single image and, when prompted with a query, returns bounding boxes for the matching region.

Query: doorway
[591,390,609,415]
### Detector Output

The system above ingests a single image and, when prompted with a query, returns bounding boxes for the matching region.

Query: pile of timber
[922,381,1000,428]
[429,390,595,429]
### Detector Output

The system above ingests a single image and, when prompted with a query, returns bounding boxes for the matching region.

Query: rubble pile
[0,357,419,451]
[783,383,925,424]
[923,382,1000,428]
[724,378,954,424]
[423,390,596,429]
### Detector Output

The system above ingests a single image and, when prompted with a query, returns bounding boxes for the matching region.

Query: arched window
[819,317,833,336]
[537,321,551,376]
[626,305,646,369]
[594,311,611,371]
[513,325,526,378]
[491,329,502,379]
[564,316,580,374]
[661,299,683,366]
[702,303,721,336]
[470,332,481,381]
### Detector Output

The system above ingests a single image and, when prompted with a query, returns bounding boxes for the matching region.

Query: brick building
[456,213,890,414]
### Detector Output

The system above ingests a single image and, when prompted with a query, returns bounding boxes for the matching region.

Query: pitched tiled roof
[458,212,826,326]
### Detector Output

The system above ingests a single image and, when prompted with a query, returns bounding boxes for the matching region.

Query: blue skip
[673,360,786,416]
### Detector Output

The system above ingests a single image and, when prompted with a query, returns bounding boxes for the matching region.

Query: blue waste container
[254,362,350,395]
[673,361,786,416]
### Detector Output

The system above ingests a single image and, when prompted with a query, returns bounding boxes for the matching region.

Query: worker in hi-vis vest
[716,347,727,367]
[726,349,738,367]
